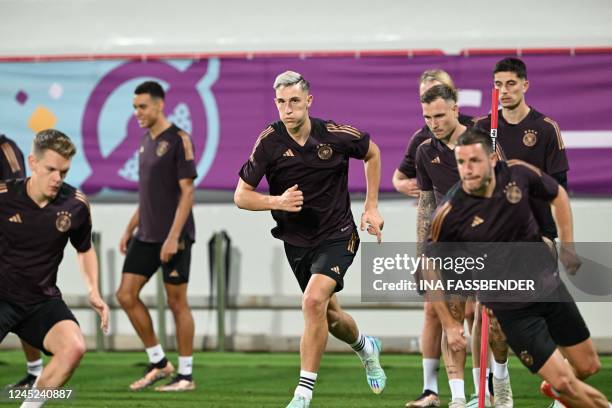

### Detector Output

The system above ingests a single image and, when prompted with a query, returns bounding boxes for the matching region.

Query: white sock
[493,359,508,379]
[351,333,374,359]
[422,358,439,393]
[20,401,45,408]
[178,356,193,376]
[294,370,317,400]
[20,385,46,407]
[472,367,491,396]
[27,359,43,376]
[145,344,165,364]
[449,379,465,401]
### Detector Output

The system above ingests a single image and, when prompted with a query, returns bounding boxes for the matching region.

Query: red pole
[478,309,490,408]
[479,89,499,408]
[490,88,499,151]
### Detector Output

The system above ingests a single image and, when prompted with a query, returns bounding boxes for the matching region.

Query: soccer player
[235,71,386,408]
[1,133,45,390]
[0,129,109,407]
[394,71,479,408]
[393,69,474,199]
[429,128,610,408]
[475,57,569,241]
[414,84,513,408]
[116,81,197,391]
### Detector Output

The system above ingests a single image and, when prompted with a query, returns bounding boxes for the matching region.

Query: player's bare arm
[234,178,303,212]
[119,208,139,255]
[550,184,581,274]
[392,169,420,198]
[160,178,194,263]
[416,190,436,256]
[77,247,110,333]
[361,140,384,243]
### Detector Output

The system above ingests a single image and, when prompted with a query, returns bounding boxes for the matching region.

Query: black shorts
[284,230,360,293]
[493,290,590,373]
[0,297,78,356]
[122,238,193,284]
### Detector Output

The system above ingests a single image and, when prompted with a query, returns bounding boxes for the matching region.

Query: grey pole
[215,232,226,352]
[156,269,167,349]
[92,231,104,352]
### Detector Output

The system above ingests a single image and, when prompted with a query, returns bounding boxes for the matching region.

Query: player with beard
[428,128,610,408]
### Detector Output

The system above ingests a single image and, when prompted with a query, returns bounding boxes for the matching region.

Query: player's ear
[27,153,37,173]
[523,79,529,93]
[490,151,498,167]
[306,94,313,108]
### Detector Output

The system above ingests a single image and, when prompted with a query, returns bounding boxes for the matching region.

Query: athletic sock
[294,370,317,400]
[492,359,508,379]
[422,358,440,394]
[146,344,165,365]
[351,333,374,359]
[26,359,43,377]
[20,385,46,407]
[178,356,193,376]
[472,367,491,396]
[20,400,45,407]
[449,379,465,401]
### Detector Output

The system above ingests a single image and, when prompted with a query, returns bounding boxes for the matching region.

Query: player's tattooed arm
[416,190,436,256]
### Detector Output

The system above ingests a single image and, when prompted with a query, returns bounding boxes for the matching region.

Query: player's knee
[575,357,601,379]
[166,295,187,313]
[550,375,577,398]
[302,293,326,316]
[58,336,86,368]
[115,288,135,309]
[424,302,440,323]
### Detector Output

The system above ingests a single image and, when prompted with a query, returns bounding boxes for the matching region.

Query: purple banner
[2,54,611,195]
[210,54,612,195]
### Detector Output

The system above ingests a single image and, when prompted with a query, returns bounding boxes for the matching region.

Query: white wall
[1,0,611,57]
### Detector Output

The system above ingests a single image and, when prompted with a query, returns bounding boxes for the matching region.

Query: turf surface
[1,351,611,407]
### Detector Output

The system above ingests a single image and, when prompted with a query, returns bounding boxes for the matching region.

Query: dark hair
[134,81,165,100]
[420,84,458,104]
[457,127,494,154]
[493,57,527,79]
[32,129,76,159]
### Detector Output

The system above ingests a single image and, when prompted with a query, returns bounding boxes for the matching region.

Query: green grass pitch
[1,351,611,407]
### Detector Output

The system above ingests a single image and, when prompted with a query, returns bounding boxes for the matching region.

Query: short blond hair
[419,69,456,90]
[273,70,310,92]
[32,129,76,159]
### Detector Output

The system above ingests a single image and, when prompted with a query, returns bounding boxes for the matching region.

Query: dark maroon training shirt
[397,114,473,179]
[0,179,92,305]
[474,108,568,176]
[415,136,462,205]
[136,124,197,243]
[475,107,568,239]
[429,160,560,308]
[239,118,370,247]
